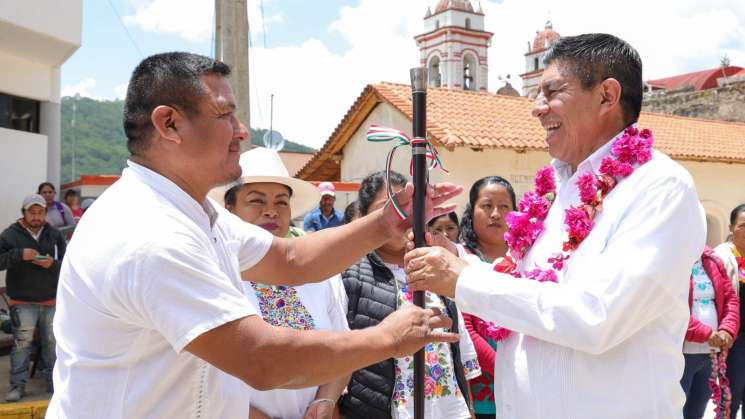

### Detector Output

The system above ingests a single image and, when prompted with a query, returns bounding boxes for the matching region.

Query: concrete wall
[0,127,48,228]
[0,53,54,101]
[679,160,745,245]
[643,81,745,123]
[340,102,742,246]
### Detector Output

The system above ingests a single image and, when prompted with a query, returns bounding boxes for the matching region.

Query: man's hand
[406,230,458,256]
[404,246,467,298]
[31,255,54,269]
[22,249,39,261]
[381,183,462,237]
[378,305,458,358]
[303,400,335,419]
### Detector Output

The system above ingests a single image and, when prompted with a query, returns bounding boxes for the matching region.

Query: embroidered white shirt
[455,133,706,419]
[46,161,274,419]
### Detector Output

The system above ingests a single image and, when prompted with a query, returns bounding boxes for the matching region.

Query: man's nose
[532,92,549,118]
[234,119,249,142]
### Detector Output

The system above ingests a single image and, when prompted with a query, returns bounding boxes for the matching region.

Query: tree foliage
[61,97,316,183]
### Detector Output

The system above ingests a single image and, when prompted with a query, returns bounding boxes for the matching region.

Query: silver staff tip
[410,67,428,92]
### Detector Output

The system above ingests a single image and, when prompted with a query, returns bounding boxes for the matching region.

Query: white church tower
[414,0,493,91]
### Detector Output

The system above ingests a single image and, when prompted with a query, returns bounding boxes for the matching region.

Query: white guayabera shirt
[47,161,274,419]
[455,133,706,419]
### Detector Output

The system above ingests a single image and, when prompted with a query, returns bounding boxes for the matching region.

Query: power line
[260,0,267,48]
[107,0,144,58]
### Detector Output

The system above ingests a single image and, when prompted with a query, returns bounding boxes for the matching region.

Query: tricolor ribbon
[366,125,448,220]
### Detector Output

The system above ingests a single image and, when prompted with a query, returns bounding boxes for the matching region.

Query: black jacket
[339,252,470,419]
[0,221,66,301]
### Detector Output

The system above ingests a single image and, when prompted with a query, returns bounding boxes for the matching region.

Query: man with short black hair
[47,52,462,418]
[405,33,706,418]
[0,194,66,401]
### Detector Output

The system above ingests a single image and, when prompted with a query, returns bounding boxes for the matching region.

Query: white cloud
[123,0,281,43]
[61,77,98,98]
[114,82,129,100]
[246,0,745,150]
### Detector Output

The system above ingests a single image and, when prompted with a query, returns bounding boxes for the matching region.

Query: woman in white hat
[212,147,349,419]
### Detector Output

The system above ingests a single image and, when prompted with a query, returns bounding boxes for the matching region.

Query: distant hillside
[60,97,316,184]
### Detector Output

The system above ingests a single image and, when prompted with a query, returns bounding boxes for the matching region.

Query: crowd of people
[0,31,742,419]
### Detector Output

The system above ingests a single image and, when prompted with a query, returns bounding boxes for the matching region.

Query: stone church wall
[642,80,745,123]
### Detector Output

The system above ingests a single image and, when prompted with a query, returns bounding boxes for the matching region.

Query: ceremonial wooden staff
[410,66,428,419]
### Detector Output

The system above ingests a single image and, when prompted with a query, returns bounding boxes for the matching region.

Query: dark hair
[459,176,516,252]
[428,211,459,228]
[357,171,407,216]
[64,189,80,200]
[730,204,745,226]
[223,182,293,209]
[342,201,359,224]
[37,182,55,193]
[544,33,643,126]
[123,52,231,155]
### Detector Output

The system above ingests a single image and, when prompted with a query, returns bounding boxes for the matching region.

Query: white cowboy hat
[208,147,320,216]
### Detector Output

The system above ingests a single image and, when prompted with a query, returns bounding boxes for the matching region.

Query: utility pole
[215,0,252,151]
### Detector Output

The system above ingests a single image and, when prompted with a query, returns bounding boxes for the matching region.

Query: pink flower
[534,166,556,196]
[426,352,438,365]
[616,162,634,177]
[477,321,512,341]
[424,376,435,396]
[611,133,637,164]
[596,174,617,196]
[563,206,593,251]
[524,268,558,283]
[548,253,570,270]
[576,173,598,205]
[505,212,544,259]
[518,191,551,219]
[598,157,617,176]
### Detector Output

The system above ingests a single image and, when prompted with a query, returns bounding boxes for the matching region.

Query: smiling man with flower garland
[404,33,706,418]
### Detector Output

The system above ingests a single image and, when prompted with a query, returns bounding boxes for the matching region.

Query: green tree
[61,97,316,184]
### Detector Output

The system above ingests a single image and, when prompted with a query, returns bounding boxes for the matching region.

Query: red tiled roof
[296,83,745,181]
[647,66,745,91]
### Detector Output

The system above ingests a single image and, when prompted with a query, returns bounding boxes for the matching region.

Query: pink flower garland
[709,350,732,419]
[485,127,654,342]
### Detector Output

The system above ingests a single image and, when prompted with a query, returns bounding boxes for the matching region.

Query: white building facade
[415,0,492,91]
[0,1,81,227]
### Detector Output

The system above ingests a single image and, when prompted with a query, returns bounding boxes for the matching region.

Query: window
[465,18,471,29]
[435,20,440,30]
[0,93,40,133]
[463,54,477,90]
[429,56,442,87]
[534,57,539,71]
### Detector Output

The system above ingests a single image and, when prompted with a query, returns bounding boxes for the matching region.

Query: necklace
[490,127,654,339]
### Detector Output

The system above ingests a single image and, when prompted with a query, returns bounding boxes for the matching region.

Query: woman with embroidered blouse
[336,170,480,419]
[217,147,349,419]
[456,176,516,419]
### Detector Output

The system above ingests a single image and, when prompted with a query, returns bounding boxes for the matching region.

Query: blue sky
[62,0,745,148]
[61,0,351,100]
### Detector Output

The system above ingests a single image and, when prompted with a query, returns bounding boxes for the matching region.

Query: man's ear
[151,105,183,145]
[598,78,622,116]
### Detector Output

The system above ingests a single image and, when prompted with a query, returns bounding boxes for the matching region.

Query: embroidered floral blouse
[385,263,481,419]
